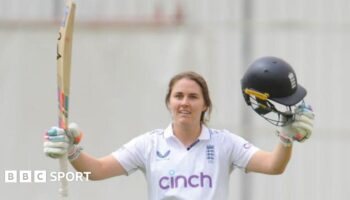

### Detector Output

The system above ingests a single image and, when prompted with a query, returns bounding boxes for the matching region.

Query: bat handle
[59,155,69,197]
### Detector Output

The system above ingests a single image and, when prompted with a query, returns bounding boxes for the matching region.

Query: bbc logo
[5,170,47,183]
[4,170,91,183]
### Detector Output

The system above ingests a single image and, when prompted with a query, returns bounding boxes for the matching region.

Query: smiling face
[166,72,212,126]
[167,78,208,127]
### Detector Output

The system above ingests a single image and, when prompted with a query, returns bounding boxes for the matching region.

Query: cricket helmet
[241,56,307,126]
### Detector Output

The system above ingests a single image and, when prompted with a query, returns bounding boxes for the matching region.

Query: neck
[172,123,202,147]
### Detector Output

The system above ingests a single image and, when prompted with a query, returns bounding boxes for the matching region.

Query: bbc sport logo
[4,170,91,183]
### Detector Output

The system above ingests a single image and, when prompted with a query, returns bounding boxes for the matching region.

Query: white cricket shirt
[112,124,259,200]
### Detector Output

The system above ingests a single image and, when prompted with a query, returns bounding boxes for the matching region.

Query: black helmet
[241,56,307,126]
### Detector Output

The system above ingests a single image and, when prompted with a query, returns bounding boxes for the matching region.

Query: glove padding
[44,123,83,160]
[278,102,315,146]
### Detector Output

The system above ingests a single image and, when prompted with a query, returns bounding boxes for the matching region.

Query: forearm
[247,141,292,175]
[269,142,292,174]
[70,152,103,180]
[70,152,126,180]
[44,123,126,180]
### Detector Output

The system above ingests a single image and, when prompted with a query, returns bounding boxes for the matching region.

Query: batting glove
[44,123,83,161]
[277,102,315,147]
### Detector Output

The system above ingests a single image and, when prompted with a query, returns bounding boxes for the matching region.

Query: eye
[173,93,183,99]
[189,94,198,99]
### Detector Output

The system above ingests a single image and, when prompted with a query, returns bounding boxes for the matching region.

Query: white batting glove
[277,102,315,147]
[44,123,83,161]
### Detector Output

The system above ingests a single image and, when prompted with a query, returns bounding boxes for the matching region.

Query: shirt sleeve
[224,130,260,170]
[111,134,148,175]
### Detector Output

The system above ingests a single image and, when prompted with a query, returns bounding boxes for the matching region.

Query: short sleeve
[224,130,259,170]
[111,134,147,175]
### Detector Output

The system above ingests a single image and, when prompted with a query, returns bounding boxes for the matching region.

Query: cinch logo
[159,171,212,189]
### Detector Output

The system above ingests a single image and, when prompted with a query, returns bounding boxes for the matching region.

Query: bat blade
[56,0,76,197]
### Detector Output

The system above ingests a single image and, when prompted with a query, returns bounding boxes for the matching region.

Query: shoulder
[209,128,240,139]
[143,128,165,138]
[121,128,164,151]
[208,128,249,145]
[130,128,164,143]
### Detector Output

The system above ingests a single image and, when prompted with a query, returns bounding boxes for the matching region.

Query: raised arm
[70,153,126,180]
[246,144,292,174]
[246,103,314,174]
[44,123,126,180]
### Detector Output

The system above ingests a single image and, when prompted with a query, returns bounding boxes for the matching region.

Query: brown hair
[165,71,212,124]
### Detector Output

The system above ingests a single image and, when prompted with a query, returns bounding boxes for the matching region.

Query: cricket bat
[56,0,76,197]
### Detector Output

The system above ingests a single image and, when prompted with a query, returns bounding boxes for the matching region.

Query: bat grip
[59,155,69,197]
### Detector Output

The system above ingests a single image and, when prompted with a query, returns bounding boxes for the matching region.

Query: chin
[175,118,197,126]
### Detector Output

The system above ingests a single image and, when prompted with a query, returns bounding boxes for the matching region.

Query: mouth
[178,110,191,116]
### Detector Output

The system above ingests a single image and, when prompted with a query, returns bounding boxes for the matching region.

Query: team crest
[206,145,215,163]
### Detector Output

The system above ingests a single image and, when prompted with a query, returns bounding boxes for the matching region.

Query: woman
[44,71,314,200]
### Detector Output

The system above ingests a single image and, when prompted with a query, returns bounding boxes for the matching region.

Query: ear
[166,101,170,110]
[202,105,208,112]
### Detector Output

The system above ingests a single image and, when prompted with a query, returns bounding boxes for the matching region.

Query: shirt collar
[164,123,211,140]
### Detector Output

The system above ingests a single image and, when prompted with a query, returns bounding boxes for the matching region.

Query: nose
[180,97,190,106]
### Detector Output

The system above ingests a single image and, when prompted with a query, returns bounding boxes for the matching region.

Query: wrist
[279,136,293,147]
[68,145,83,161]
[276,130,293,147]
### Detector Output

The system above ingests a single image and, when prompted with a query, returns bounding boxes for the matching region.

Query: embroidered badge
[206,145,215,163]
